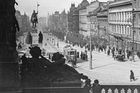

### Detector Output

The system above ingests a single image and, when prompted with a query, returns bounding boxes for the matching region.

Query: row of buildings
[68,0,140,52]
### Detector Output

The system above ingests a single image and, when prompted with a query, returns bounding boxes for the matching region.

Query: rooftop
[109,0,132,8]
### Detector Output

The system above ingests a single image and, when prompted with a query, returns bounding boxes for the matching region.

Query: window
[124,26,126,35]
[116,25,118,33]
[125,26,127,35]
[128,27,131,36]
[119,25,121,34]
[122,26,124,34]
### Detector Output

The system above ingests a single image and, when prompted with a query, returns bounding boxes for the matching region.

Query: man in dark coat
[91,79,101,93]
[38,31,43,44]
[130,70,135,82]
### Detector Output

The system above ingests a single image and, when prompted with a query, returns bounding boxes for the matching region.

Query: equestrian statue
[31,3,40,28]
[31,10,38,28]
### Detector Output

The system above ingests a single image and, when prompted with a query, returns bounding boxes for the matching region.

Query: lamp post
[132,9,135,62]
[90,22,92,69]
[65,13,69,43]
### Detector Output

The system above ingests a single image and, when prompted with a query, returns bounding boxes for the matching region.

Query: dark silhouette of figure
[31,10,38,28]
[84,78,91,93]
[18,42,22,49]
[51,52,65,66]
[21,46,82,86]
[26,32,32,45]
[21,46,51,74]
[130,70,135,82]
[38,31,43,44]
[112,47,115,58]
[107,48,110,56]
[91,79,101,93]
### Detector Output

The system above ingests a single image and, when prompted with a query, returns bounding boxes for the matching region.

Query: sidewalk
[75,51,140,85]
[50,39,140,85]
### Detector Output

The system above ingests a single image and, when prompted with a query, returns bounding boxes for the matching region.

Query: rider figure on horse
[31,10,38,28]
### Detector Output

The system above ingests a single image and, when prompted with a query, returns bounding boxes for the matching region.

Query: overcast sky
[16,0,109,17]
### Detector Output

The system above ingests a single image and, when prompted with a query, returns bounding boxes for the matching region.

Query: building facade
[97,3,109,42]
[68,4,79,33]
[79,0,89,36]
[108,0,133,51]
[38,17,47,31]
[132,0,140,52]
[87,0,100,36]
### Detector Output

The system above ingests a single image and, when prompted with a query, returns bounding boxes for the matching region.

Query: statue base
[32,27,38,33]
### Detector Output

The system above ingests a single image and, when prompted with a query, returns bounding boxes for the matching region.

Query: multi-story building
[87,0,100,36]
[79,0,89,36]
[132,0,140,52]
[97,3,109,42]
[68,4,79,33]
[38,17,47,31]
[108,0,133,50]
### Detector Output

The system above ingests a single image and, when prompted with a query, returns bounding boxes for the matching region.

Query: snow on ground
[43,34,140,85]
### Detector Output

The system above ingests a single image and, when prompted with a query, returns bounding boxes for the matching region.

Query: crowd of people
[84,43,140,62]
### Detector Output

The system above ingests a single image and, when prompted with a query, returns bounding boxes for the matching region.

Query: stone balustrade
[100,85,139,93]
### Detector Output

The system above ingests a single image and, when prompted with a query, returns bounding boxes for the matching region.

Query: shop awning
[109,33,131,41]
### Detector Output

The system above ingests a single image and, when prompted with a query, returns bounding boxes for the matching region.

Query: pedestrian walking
[107,48,110,56]
[130,70,135,82]
[114,50,118,60]
[111,47,115,58]
[57,42,59,48]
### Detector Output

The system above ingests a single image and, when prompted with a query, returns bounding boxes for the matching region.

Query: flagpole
[37,2,39,13]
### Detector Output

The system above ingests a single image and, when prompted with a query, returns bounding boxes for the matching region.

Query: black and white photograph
[0,0,140,93]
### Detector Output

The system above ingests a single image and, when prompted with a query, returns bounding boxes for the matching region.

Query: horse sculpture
[31,10,38,28]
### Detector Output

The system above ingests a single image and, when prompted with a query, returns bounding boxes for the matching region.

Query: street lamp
[64,12,69,43]
[89,21,92,69]
[132,9,135,61]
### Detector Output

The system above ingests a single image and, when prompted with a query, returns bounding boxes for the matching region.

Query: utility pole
[37,2,40,13]
[132,9,135,62]
[65,13,69,42]
[89,21,92,69]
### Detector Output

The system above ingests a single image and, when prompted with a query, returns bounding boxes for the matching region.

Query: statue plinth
[31,27,38,33]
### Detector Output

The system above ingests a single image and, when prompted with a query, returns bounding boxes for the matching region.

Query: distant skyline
[16,0,110,17]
